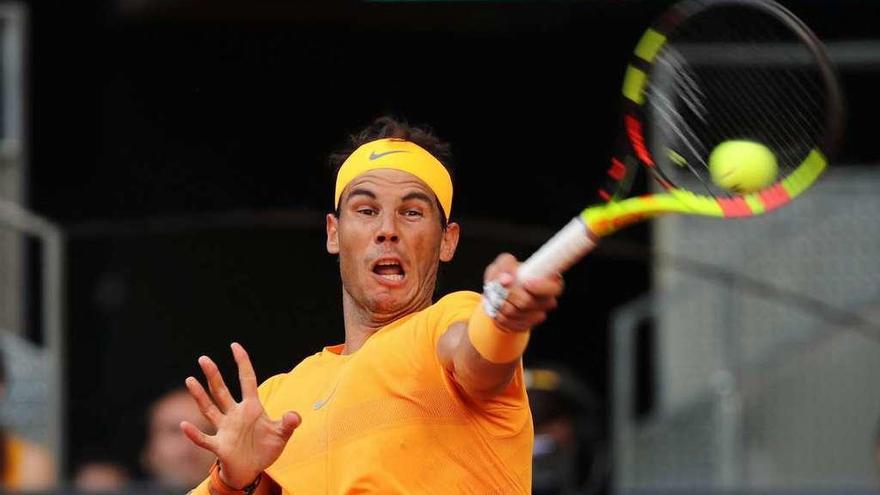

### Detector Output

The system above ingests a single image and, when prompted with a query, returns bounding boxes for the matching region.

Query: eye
[403,209,423,218]
[357,207,377,216]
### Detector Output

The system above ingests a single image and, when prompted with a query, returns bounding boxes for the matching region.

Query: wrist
[209,461,263,495]
[467,307,530,364]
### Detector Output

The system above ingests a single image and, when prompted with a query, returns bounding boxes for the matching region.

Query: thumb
[276,411,301,440]
[180,421,217,454]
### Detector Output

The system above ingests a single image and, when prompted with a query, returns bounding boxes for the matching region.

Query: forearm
[439,253,561,400]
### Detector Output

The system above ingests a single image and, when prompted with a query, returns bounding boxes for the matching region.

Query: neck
[339,288,431,355]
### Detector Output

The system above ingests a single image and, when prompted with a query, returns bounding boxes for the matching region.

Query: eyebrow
[346,188,377,202]
[346,189,435,207]
[401,191,435,207]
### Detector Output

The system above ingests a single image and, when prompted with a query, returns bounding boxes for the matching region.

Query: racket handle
[517,217,597,282]
[482,217,597,318]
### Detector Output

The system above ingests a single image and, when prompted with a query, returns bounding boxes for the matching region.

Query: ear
[439,222,460,262]
[326,213,340,254]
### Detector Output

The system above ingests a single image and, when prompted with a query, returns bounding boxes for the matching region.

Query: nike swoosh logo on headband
[369,150,409,161]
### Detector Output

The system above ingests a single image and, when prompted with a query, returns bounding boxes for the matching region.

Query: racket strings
[649,51,717,195]
[726,10,825,149]
[730,16,826,164]
[647,63,712,157]
[687,14,813,170]
[648,6,828,196]
[707,63,807,172]
[714,15,823,166]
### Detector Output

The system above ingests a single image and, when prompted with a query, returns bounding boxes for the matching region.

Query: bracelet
[209,460,263,495]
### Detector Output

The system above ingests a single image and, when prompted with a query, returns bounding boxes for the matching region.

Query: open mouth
[372,259,406,282]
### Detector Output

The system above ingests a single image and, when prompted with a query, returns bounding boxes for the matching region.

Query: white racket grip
[516,217,597,282]
[482,217,596,318]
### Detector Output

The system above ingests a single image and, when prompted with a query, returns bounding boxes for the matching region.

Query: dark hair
[329,115,454,229]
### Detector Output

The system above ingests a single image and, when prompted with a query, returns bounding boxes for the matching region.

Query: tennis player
[183,116,564,494]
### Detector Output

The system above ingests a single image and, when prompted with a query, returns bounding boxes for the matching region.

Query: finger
[231,342,259,400]
[276,411,302,441]
[185,376,224,426]
[498,303,549,326]
[531,295,559,312]
[505,290,559,313]
[496,310,547,332]
[484,253,518,283]
[198,355,236,413]
[180,420,218,453]
[497,272,515,287]
[522,275,565,298]
[496,296,551,328]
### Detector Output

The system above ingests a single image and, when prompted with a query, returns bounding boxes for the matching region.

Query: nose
[375,213,399,244]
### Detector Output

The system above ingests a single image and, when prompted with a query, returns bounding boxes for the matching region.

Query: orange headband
[334,138,453,220]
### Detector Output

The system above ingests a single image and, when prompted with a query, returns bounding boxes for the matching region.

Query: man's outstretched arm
[437,253,563,400]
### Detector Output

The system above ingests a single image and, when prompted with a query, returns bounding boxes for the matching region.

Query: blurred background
[0,0,878,493]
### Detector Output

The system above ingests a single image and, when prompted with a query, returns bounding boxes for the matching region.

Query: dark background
[16,0,879,475]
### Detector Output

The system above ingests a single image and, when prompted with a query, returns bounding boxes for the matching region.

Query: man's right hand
[181,342,301,490]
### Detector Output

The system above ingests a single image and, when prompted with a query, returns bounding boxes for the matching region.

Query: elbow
[451,361,517,402]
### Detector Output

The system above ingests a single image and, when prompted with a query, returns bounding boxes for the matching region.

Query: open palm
[181,343,300,489]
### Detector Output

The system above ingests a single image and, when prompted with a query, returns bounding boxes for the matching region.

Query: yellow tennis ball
[708,140,779,193]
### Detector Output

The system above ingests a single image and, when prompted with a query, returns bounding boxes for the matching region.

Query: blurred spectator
[140,387,215,491]
[0,351,55,491]
[73,457,131,493]
[527,364,607,495]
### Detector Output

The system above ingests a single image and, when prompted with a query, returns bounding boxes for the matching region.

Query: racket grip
[481,217,596,318]
[517,217,597,282]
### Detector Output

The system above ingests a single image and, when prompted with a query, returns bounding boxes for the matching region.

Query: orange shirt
[194,291,532,494]
[1,434,55,491]
[2,434,24,489]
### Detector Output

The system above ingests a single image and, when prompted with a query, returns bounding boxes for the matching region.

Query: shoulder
[430,290,481,322]
[407,290,481,346]
[424,290,481,322]
[382,291,480,336]
[257,352,325,399]
[434,290,481,308]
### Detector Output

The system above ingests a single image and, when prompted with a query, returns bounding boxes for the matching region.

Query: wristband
[467,307,529,364]
[209,460,262,495]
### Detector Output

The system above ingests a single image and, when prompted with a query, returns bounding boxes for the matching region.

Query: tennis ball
[708,140,778,193]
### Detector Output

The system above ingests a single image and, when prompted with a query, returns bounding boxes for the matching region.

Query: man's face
[143,391,216,488]
[327,168,459,321]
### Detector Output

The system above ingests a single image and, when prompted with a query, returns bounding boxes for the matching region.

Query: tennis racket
[484,0,844,315]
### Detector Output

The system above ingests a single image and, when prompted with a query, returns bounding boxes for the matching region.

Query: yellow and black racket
[484,0,844,312]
